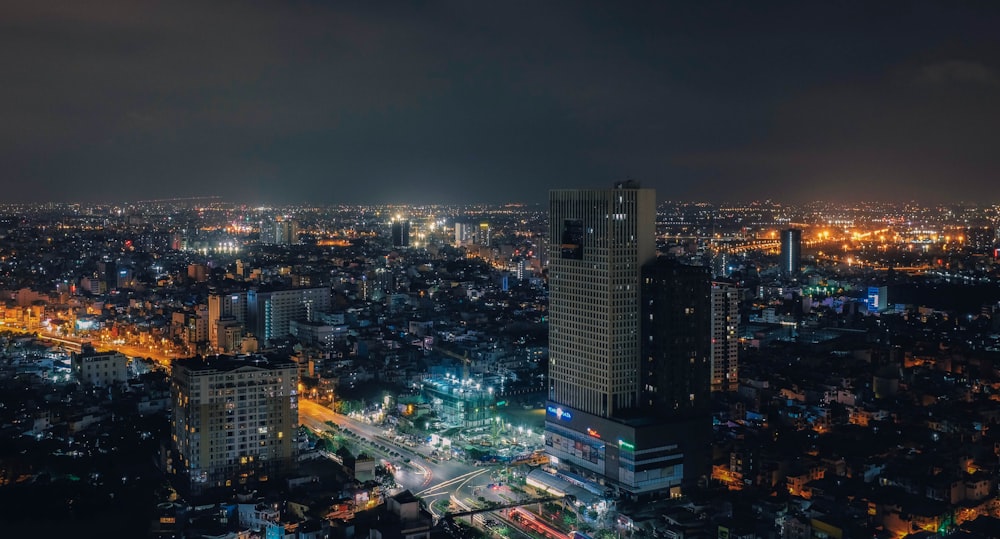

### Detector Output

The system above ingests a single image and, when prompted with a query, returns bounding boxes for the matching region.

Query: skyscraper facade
[642,259,711,415]
[710,281,740,392]
[780,228,802,277]
[548,181,655,417]
[641,258,713,489]
[545,182,704,498]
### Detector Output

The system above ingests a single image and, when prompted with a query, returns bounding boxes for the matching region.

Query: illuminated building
[454,219,476,246]
[477,221,491,246]
[546,182,700,498]
[208,291,248,350]
[171,355,298,494]
[421,376,494,429]
[780,228,802,277]
[867,286,889,313]
[260,217,299,245]
[246,286,332,345]
[711,281,740,392]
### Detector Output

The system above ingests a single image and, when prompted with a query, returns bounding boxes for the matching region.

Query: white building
[72,349,129,387]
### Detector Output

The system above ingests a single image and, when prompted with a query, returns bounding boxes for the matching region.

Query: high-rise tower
[171,355,298,494]
[546,182,706,499]
[547,181,656,417]
[391,219,410,248]
[641,258,713,489]
[710,281,740,392]
[780,228,802,277]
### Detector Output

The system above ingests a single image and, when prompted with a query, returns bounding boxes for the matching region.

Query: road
[300,399,565,538]
[2,326,182,367]
[299,399,485,499]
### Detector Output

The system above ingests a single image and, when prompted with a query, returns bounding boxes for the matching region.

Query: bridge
[33,334,92,353]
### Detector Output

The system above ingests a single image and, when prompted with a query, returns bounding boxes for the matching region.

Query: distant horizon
[4,195,1000,209]
[4,2,1000,207]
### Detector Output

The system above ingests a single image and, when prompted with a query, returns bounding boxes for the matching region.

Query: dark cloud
[2,1,999,204]
[918,60,1000,87]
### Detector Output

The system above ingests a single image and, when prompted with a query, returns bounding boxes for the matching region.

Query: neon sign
[546,406,572,421]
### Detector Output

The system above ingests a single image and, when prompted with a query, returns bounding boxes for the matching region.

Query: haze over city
[4,1,1000,205]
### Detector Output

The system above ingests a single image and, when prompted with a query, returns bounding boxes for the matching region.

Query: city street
[299,399,480,495]
[299,398,574,537]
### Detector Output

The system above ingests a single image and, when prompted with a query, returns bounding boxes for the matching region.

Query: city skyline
[4,1,1000,206]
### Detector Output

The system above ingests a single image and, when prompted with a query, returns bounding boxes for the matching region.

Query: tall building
[641,258,713,489]
[710,281,740,392]
[390,220,410,248]
[780,228,802,277]
[247,286,332,344]
[208,291,249,350]
[548,181,655,416]
[867,286,889,313]
[642,259,712,415]
[171,355,298,494]
[454,220,476,246]
[477,221,491,247]
[546,182,703,499]
[261,217,299,245]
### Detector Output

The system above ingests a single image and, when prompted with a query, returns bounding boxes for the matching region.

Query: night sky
[3,1,999,205]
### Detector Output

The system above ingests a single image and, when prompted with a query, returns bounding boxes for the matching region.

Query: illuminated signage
[546,406,572,421]
[618,439,635,451]
[586,427,601,439]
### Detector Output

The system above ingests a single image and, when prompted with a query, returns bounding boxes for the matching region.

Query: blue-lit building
[421,376,495,429]
[867,286,888,313]
[780,228,802,277]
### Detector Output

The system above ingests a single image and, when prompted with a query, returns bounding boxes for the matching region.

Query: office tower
[247,286,332,344]
[547,182,701,499]
[171,355,298,494]
[780,228,802,277]
[710,281,740,392]
[548,181,655,416]
[391,219,410,248]
[642,258,713,489]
